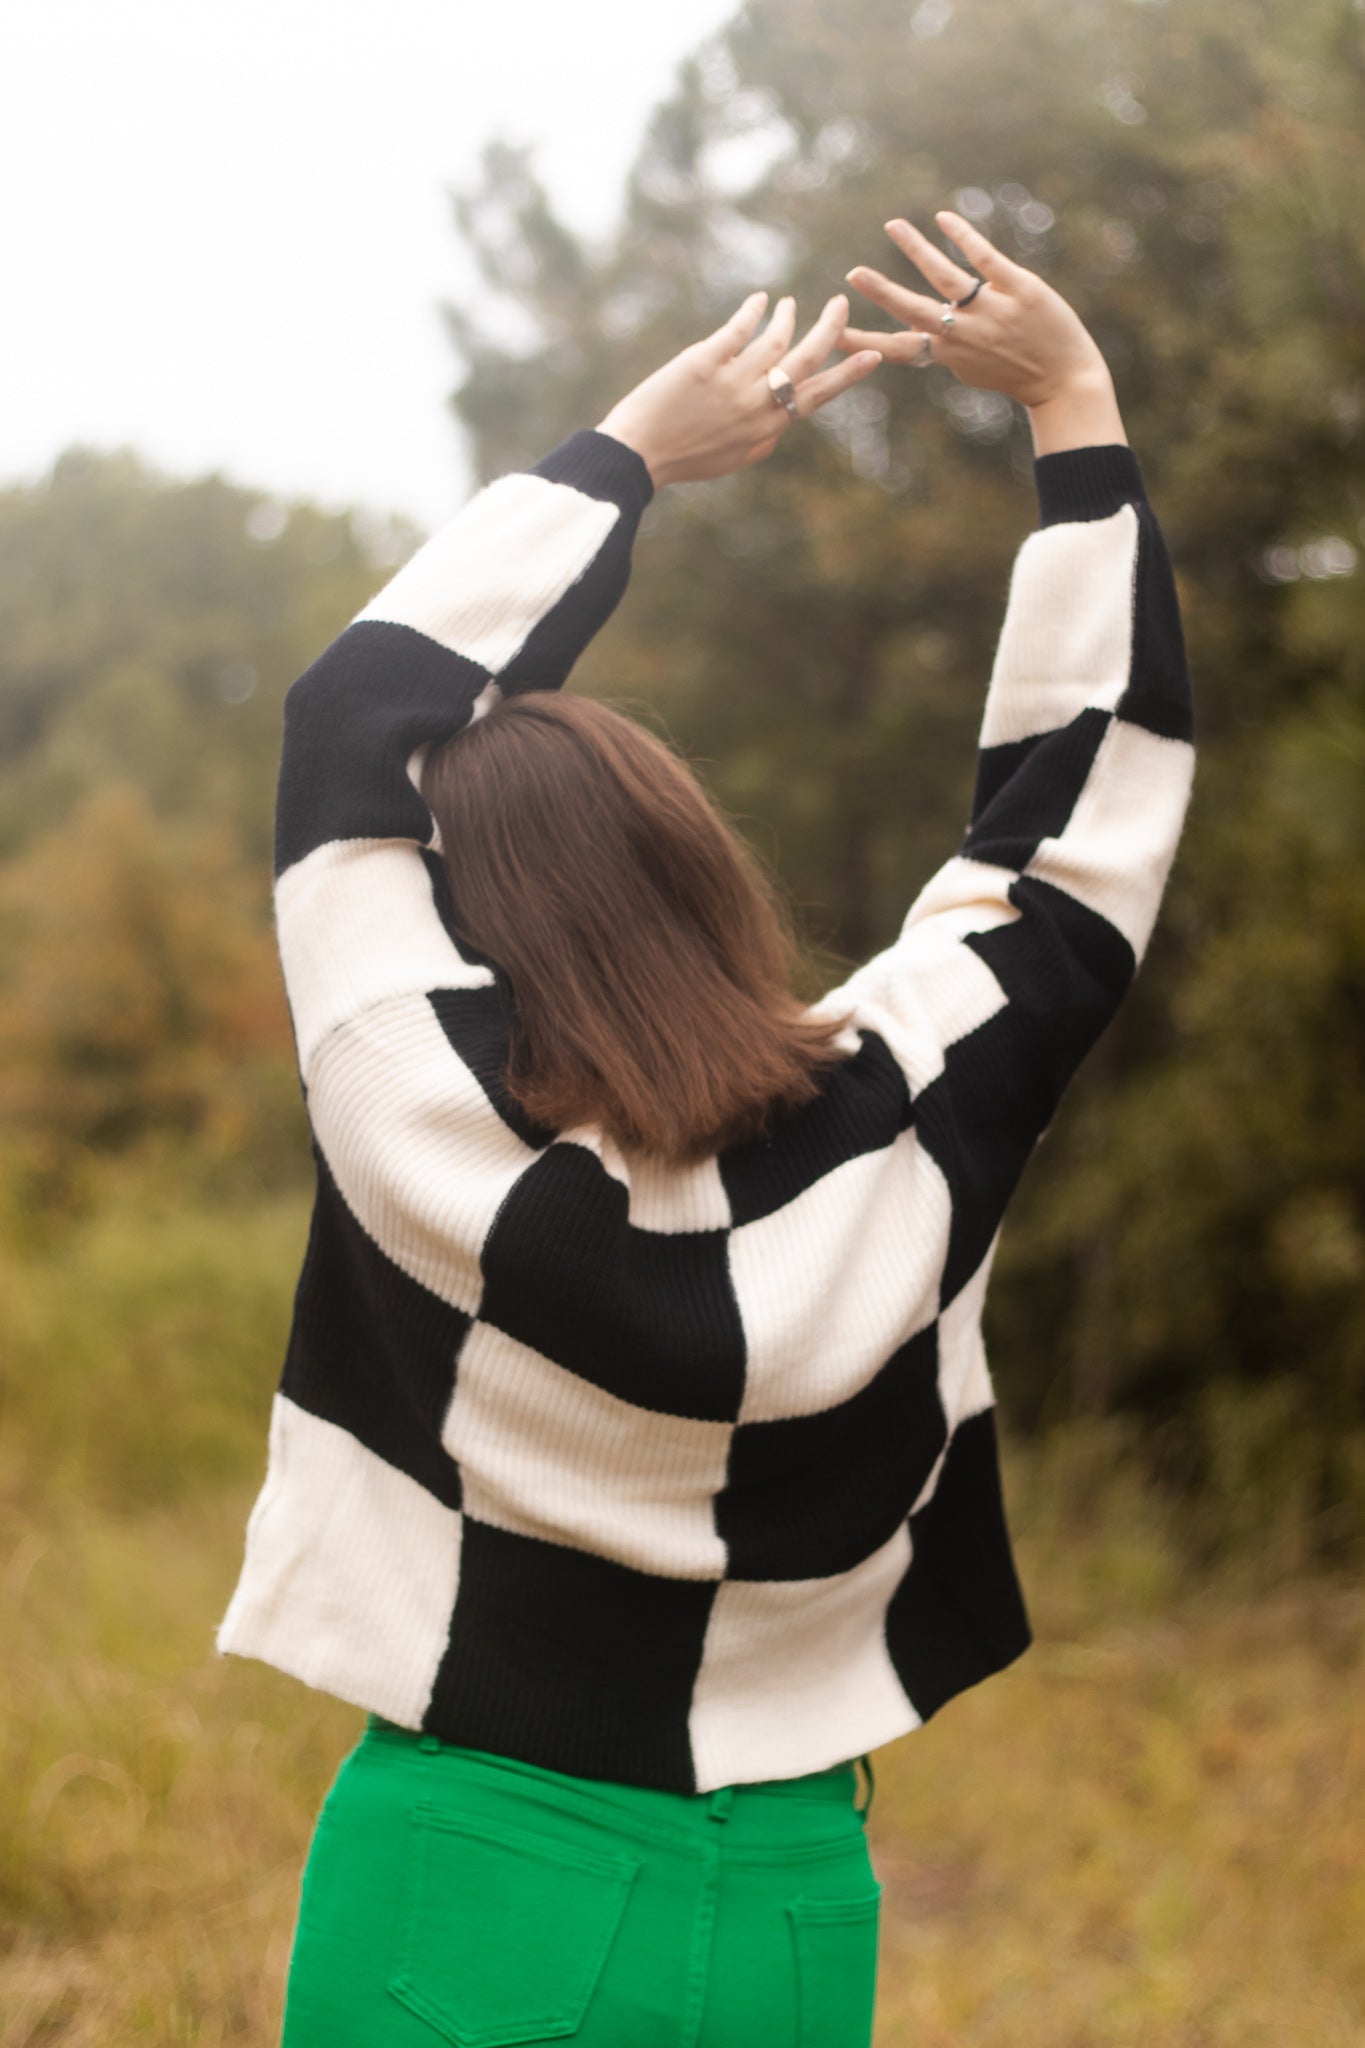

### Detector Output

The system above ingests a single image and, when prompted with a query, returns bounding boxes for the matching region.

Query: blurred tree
[443,0,1365,1546]
[0,451,414,1208]
[0,447,416,869]
[0,783,302,1212]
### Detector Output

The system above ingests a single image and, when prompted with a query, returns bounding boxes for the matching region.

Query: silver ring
[953,277,985,308]
[767,366,801,422]
[911,334,934,369]
[939,305,956,332]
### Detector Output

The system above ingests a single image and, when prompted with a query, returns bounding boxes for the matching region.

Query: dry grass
[2,1435,1361,2047]
[869,1581,1365,2046]
[0,1488,348,2046]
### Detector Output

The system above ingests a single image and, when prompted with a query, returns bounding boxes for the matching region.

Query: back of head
[420,693,848,1164]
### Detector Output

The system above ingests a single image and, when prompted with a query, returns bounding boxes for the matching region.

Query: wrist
[1025,366,1126,457]
[595,411,672,490]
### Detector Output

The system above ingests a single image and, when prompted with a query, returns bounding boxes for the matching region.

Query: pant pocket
[386,1798,641,2047]
[784,1886,882,2048]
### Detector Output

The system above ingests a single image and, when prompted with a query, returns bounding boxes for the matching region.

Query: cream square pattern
[980,504,1139,746]
[688,1526,919,1787]
[446,1323,732,1579]
[355,473,619,675]
[276,837,494,1078]
[1027,718,1196,960]
[730,1136,950,1423]
[306,993,543,1316]
[215,1395,462,1728]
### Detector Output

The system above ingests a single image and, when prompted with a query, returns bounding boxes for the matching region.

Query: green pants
[281,1715,881,2047]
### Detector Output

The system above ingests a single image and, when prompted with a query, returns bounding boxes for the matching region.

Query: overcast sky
[5,0,739,529]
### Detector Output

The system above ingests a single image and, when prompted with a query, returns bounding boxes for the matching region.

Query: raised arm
[272,293,881,1089]
[273,430,659,1084]
[826,212,1195,1301]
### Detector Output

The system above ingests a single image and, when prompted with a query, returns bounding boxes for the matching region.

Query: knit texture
[215,429,1195,1792]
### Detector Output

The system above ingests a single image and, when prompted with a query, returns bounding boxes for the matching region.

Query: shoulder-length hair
[419,692,849,1164]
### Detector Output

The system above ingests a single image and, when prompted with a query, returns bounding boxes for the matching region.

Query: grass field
[4,1450,1361,2046]
[2,1187,1362,2044]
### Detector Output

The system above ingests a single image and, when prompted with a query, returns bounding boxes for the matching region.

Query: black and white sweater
[215,429,1194,1793]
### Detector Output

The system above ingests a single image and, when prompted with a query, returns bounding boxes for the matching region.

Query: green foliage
[443,0,1365,1546]
[0,446,412,868]
[0,449,416,1208]
[0,1184,308,1514]
[0,783,306,1212]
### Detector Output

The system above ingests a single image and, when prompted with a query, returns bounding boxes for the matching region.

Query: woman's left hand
[596,294,882,488]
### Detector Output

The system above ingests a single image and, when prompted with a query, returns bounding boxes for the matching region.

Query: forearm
[970,441,1191,848]
[271,429,652,1075]
[819,204,1193,1259]
[276,429,651,868]
[825,443,1194,1242]
[343,430,653,712]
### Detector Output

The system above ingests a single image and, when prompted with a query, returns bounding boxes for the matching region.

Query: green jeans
[280,1715,881,2048]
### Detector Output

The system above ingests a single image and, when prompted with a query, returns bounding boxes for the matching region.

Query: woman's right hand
[838,209,1127,455]
[596,294,883,488]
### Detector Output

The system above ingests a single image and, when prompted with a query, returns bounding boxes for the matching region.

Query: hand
[596,294,883,488]
[838,209,1126,451]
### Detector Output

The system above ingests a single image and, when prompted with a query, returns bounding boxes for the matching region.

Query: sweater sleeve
[272,428,654,1086]
[818,443,1195,1304]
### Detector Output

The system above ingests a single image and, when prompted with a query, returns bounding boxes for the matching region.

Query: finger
[883,217,975,299]
[740,294,798,371]
[934,210,1019,284]
[844,268,944,330]
[794,349,883,415]
[701,290,770,363]
[835,327,939,365]
[780,292,850,381]
[742,433,783,468]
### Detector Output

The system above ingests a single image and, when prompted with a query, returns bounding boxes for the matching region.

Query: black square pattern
[280,1147,469,1511]
[426,1516,718,1790]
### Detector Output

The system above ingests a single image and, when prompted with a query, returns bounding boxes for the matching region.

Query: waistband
[361,1716,874,1843]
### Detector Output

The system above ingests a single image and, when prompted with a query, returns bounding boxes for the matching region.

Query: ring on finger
[912,334,934,369]
[952,277,986,308]
[767,366,801,421]
[938,304,956,332]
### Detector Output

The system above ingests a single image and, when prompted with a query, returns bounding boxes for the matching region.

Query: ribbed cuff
[1034,444,1145,527]
[531,429,656,515]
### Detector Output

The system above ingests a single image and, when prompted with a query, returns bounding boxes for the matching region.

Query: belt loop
[855,1753,875,1823]
[418,1733,442,1754]
[707,1784,734,1822]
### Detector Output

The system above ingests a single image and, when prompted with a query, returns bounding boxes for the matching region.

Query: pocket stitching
[387,1799,641,2048]
[785,1887,882,2048]
[785,1885,883,1926]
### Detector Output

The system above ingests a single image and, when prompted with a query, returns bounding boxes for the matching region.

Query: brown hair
[419,693,850,1164]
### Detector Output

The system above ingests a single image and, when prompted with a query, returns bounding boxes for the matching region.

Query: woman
[216,208,1194,2045]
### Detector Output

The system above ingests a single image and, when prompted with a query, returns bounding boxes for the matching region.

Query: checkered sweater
[216,429,1194,1793]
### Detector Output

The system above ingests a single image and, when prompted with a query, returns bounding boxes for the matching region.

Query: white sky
[4,0,739,530]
